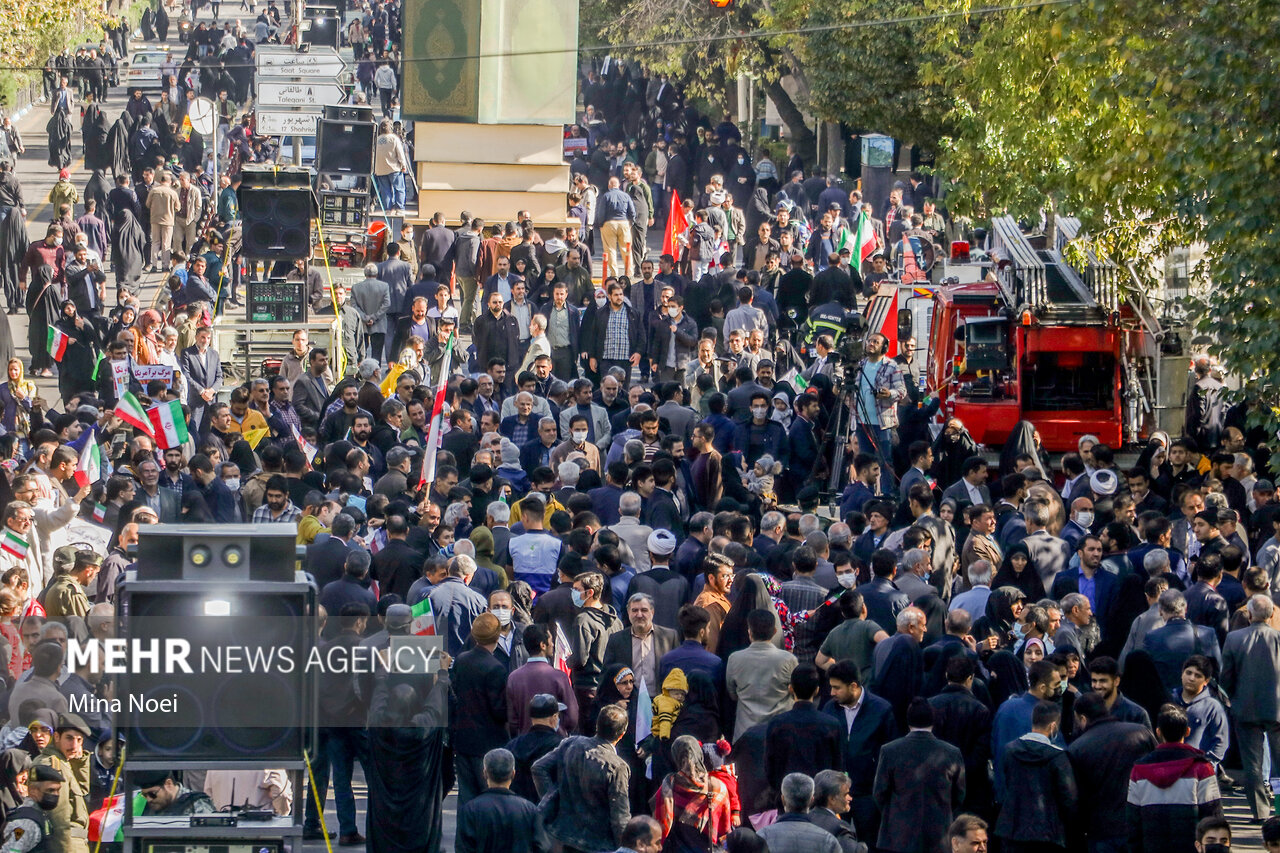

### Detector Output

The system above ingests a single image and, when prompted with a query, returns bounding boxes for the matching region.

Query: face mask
[223,478,240,492]
[595,297,606,308]
[837,573,857,589]
[1203,845,1231,853]
[752,406,768,420]
[1013,622,1028,640]
[570,589,585,607]
[38,791,59,810]
[572,430,588,444]
[52,238,62,247]
[1053,681,1068,698]
[1074,511,1094,528]
[667,306,679,318]
[737,157,744,165]
[491,607,512,626]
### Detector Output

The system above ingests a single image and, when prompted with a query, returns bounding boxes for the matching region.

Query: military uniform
[38,574,90,626]
[1,799,54,852]
[34,717,91,853]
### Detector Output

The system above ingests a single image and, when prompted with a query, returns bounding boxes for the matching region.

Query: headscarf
[1000,420,1047,479]
[670,670,721,744]
[5,359,34,434]
[985,649,1029,707]
[0,748,31,819]
[670,735,708,787]
[135,308,162,364]
[715,572,779,658]
[993,542,1046,600]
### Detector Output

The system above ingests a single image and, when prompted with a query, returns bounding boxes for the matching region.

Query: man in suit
[135,458,180,522]
[897,441,934,504]
[941,456,991,519]
[370,513,422,601]
[544,281,582,379]
[602,593,678,695]
[351,263,391,365]
[1185,551,1231,647]
[653,383,697,443]
[178,324,221,426]
[1143,589,1222,691]
[1220,594,1280,820]
[306,512,358,588]
[1051,535,1117,647]
[559,379,613,452]
[960,505,1002,575]
[291,347,333,431]
[451,613,509,808]
[418,211,456,280]
[1024,499,1074,593]
[872,699,966,853]
[861,549,910,635]
[764,665,844,793]
[787,394,822,497]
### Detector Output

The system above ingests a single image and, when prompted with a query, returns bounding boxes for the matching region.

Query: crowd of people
[0,6,1276,853]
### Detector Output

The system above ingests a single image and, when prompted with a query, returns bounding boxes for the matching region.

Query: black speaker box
[324,103,374,122]
[317,119,376,175]
[118,579,317,764]
[240,187,313,259]
[137,524,299,582]
[239,165,313,189]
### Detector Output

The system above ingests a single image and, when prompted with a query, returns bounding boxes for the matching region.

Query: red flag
[662,189,687,260]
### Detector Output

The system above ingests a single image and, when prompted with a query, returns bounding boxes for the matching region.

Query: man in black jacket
[872,699,966,853]
[929,656,993,819]
[474,291,521,378]
[451,614,510,808]
[860,549,910,635]
[585,282,643,379]
[317,603,373,846]
[1066,691,1157,851]
[994,700,1078,853]
[765,664,844,794]
[824,660,898,846]
[505,695,564,803]
[454,747,550,853]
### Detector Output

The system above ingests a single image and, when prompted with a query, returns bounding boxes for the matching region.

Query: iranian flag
[147,400,190,450]
[851,209,878,262]
[662,189,687,259]
[116,391,154,437]
[0,529,27,561]
[417,333,454,491]
[553,623,572,677]
[92,502,107,523]
[47,327,70,362]
[75,434,102,488]
[409,597,436,636]
[291,425,317,464]
[635,675,654,779]
[88,792,147,843]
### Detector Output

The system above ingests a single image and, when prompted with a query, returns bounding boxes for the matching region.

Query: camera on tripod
[826,311,867,384]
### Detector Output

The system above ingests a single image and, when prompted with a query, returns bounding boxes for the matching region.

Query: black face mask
[1202,846,1230,853]
[38,791,59,810]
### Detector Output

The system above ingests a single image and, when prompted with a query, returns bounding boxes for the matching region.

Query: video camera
[825,311,867,383]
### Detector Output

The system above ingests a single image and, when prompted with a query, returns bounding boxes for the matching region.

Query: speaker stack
[238,166,314,260]
[117,524,317,851]
[316,103,377,264]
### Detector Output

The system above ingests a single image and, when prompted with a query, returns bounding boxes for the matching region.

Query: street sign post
[256,111,320,136]
[257,80,346,109]
[255,45,348,78]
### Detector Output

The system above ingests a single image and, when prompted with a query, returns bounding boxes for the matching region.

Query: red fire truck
[865,216,1161,452]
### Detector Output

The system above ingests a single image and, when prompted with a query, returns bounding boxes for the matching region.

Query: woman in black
[54,300,101,403]
[992,541,1047,601]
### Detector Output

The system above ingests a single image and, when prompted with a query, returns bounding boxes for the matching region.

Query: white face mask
[667,306,679,318]
[595,296,607,308]
[751,406,768,420]
[572,429,588,444]
[1074,511,1094,528]
[837,573,857,589]
[491,607,512,626]
[223,478,240,492]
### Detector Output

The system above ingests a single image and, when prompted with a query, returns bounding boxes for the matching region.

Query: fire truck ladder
[990,216,1101,324]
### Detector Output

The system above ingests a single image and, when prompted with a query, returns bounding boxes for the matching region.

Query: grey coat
[1221,622,1280,724]
[352,276,392,335]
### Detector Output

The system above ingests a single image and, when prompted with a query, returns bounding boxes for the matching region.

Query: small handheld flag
[146,400,190,450]
[0,529,28,561]
[418,333,454,491]
[115,391,155,437]
[47,327,70,362]
[74,435,102,488]
[410,597,436,636]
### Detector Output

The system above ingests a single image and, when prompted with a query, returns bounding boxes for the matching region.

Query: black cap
[133,769,173,788]
[529,694,566,717]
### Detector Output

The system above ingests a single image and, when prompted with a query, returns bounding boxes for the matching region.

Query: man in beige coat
[146,171,180,271]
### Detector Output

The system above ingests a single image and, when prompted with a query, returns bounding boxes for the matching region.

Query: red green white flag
[75,435,102,488]
[418,333,454,491]
[147,401,189,450]
[92,502,107,523]
[115,391,154,437]
[853,209,877,262]
[88,792,147,843]
[410,597,436,636]
[0,529,27,561]
[47,327,70,362]
[291,425,317,464]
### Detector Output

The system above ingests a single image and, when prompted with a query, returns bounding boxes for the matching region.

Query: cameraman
[853,332,906,492]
